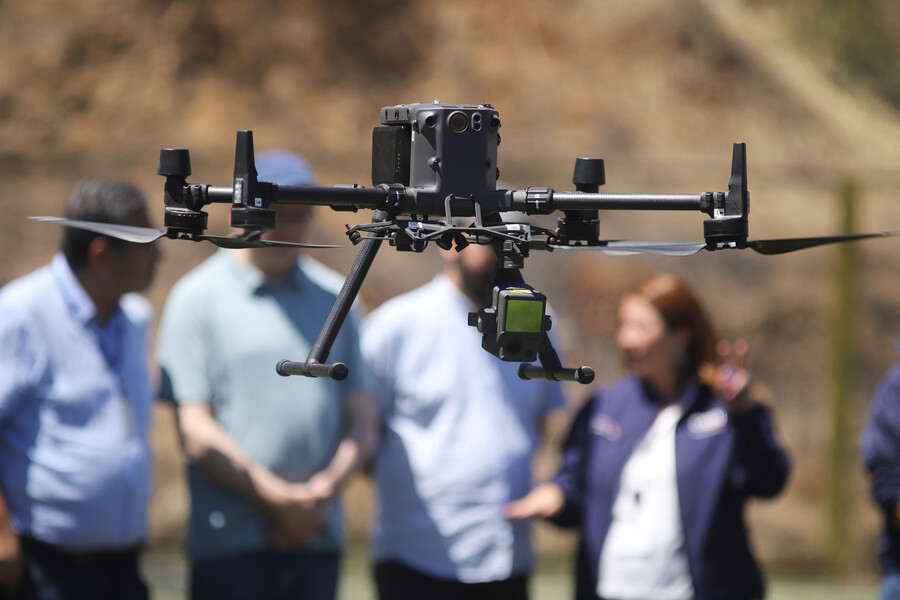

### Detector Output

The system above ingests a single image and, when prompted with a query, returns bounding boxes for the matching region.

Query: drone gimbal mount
[157,102,751,384]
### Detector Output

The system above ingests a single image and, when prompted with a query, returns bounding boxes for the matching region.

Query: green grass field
[143,546,879,600]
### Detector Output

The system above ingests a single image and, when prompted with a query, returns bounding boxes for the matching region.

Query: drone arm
[276,209,392,381]
[271,184,389,210]
[204,186,239,203]
[174,184,389,211]
[507,189,711,216]
[548,192,705,212]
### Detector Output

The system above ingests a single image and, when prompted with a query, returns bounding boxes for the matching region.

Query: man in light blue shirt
[0,180,160,599]
[156,151,377,600]
[361,241,567,600]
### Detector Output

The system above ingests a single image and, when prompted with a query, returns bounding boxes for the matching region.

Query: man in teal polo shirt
[156,151,377,600]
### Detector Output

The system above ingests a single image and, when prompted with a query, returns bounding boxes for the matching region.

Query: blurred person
[156,150,377,600]
[361,240,567,600]
[861,357,900,600]
[0,180,160,600]
[507,272,791,600]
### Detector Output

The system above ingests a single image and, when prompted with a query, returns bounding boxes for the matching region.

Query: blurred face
[109,212,160,293]
[451,243,498,300]
[616,294,684,387]
[252,205,312,277]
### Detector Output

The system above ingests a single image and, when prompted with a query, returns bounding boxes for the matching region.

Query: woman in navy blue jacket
[508,273,790,600]
[861,362,900,599]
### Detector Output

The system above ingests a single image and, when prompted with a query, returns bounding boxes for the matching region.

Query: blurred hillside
[2,0,900,582]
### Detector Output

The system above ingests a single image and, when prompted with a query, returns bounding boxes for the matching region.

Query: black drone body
[31,102,897,384]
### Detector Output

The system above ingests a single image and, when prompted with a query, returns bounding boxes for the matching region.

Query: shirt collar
[222,250,304,293]
[50,253,98,326]
[639,376,705,414]
[432,273,482,312]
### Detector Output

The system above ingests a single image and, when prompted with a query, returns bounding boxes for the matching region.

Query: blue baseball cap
[255,150,317,186]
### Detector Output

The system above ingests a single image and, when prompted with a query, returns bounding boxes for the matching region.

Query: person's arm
[304,390,379,499]
[711,340,791,498]
[0,315,29,595]
[862,368,900,528]
[174,402,325,549]
[507,387,570,520]
[729,403,791,498]
[508,396,595,526]
[506,481,565,520]
[0,487,21,596]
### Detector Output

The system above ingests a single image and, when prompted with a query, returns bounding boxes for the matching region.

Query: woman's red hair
[631,273,719,377]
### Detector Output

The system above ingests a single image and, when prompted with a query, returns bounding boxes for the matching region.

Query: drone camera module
[501,291,546,334]
[448,111,469,133]
[470,284,549,363]
[373,103,501,213]
[494,285,547,362]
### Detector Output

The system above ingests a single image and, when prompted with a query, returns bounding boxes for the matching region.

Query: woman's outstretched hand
[713,339,768,414]
[506,482,565,520]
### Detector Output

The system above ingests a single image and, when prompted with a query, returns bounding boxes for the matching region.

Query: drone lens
[448,111,468,133]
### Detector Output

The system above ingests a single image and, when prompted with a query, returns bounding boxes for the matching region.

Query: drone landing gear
[518,334,595,384]
[276,209,393,381]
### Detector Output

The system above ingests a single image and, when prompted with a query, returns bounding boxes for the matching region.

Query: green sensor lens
[505,298,544,333]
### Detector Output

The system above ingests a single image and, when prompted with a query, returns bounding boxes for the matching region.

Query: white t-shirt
[599,402,694,599]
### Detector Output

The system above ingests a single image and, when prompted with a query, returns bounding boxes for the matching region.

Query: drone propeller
[745,231,898,255]
[28,216,167,243]
[28,216,340,249]
[196,233,341,249]
[549,240,707,256]
[549,230,899,256]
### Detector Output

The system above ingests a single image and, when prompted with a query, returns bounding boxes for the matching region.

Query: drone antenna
[231,131,276,231]
[727,142,749,218]
[703,142,749,249]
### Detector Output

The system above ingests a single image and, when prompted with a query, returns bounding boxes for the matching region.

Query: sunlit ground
[142,545,879,600]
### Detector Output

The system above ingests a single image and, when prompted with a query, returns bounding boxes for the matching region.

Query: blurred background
[2,0,899,597]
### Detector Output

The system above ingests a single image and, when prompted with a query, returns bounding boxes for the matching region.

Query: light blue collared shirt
[156,251,369,559]
[361,274,567,582]
[0,254,153,550]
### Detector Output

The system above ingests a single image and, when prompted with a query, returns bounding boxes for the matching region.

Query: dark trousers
[15,536,148,600]
[191,548,340,600]
[374,560,529,600]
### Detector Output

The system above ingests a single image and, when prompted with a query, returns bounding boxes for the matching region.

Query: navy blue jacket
[550,376,790,600]
[861,363,900,574]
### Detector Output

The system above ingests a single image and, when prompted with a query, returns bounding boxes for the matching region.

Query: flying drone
[32,102,897,385]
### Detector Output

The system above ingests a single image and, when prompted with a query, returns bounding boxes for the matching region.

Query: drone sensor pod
[470,284,549,362]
